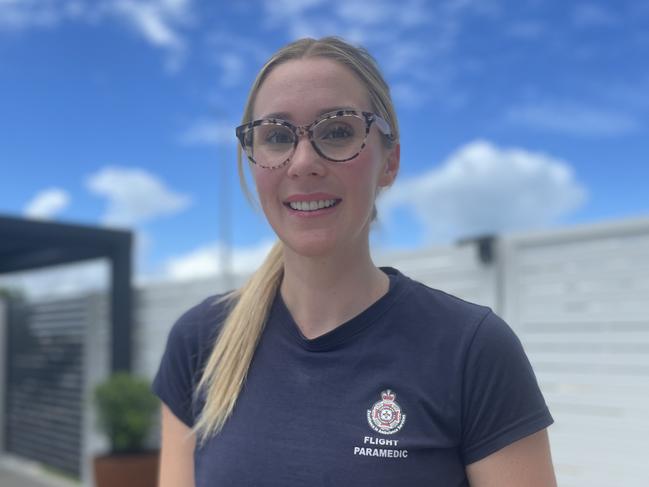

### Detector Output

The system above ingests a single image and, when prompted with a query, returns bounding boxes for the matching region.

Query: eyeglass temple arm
[371,114,395,141]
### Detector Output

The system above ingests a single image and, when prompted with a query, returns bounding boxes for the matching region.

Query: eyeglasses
[235,109,394,169]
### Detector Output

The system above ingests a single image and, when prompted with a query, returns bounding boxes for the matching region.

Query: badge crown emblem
[381,390,395,401]
[367,389,406,435]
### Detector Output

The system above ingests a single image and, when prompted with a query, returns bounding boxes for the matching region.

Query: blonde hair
[191,37,399,446]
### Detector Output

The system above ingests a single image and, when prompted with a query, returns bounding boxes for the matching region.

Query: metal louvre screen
[5,296,86,479]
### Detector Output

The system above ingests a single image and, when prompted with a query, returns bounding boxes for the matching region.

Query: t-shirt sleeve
[151,306,203,428]
[460,310,554,465]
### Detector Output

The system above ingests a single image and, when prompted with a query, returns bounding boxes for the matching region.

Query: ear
[378,143,400,188]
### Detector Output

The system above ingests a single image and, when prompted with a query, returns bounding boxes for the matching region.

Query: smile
[285,199,341,212]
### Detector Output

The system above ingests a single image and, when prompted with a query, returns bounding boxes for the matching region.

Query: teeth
[288,199,338,211]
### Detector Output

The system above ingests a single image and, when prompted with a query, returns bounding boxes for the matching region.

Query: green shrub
[94,372,158,454]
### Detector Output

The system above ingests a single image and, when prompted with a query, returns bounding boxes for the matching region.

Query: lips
[286,199,341,211]
[283,192,342,203]
[282,193,343,215]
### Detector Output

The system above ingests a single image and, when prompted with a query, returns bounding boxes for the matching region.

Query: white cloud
[163,240,275,281]
[0,0,192,70]
[506,102,639,137]
[262,0,433,42]
[112,1,181,48]
[379,140,587,242]
[86,166,191,226]
[1,239,269,300]
[110,0,192,70]
[261,0,374,42]
[179,118,236,146]
[23,187,70,219]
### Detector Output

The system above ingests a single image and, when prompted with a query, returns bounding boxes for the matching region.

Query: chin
[282,238,339,258]
[276,230,344,259]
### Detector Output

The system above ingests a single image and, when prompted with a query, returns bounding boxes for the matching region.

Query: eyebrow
[259,106,358,120]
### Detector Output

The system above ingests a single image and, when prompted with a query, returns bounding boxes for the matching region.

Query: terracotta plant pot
[93,450,159,487]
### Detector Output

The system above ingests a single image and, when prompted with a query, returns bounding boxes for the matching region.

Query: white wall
[133,274,248,381]
[500,218,649,486]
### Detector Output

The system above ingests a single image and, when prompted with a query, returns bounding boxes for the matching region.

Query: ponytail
[191,241,284,447]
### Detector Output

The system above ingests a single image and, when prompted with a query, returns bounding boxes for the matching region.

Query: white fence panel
[501,218,649,486]
[133,274,247,381]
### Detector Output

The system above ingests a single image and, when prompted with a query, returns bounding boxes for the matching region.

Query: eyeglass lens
[244,114,367,168]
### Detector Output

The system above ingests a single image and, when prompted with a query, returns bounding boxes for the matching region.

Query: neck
[279,242,389,339]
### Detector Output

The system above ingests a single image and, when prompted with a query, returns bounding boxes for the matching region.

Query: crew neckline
[271,266,409,352]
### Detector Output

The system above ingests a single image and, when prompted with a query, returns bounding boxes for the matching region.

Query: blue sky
[1,0,648,291]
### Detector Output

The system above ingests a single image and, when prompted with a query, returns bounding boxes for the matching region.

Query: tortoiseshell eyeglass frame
[235,109,395,169]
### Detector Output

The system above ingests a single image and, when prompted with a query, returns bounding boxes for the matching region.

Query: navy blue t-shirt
[152,267,553,486]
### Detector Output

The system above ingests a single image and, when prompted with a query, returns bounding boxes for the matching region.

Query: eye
[258,125,293,146]
[263,129,293,145]
[321,123,354,140]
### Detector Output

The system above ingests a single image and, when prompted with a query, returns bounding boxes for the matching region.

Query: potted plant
[93,372,160,487]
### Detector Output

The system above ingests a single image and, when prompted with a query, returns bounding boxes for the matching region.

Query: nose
[286,132,326,178]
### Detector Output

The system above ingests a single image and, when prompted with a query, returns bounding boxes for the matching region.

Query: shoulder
[152,292,238,426]
[397,272,535,379]
[391,268,494,338]
[167,291,238,349]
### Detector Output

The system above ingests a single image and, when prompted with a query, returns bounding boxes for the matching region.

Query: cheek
[252,166,273,199]
[252,167,279,204]
[347,148,384,194]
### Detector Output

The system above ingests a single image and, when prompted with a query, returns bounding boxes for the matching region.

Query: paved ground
[0,467,62,487]
[0,456,80,487]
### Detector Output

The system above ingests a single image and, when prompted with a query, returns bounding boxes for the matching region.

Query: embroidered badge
[366,389,406,435]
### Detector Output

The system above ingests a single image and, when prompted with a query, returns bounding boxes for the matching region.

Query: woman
[153,37,557,487]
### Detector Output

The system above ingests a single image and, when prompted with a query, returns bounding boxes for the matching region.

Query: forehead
[253,58,372,121]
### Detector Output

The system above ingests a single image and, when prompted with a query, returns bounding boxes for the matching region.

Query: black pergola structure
[0,214,133,372]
